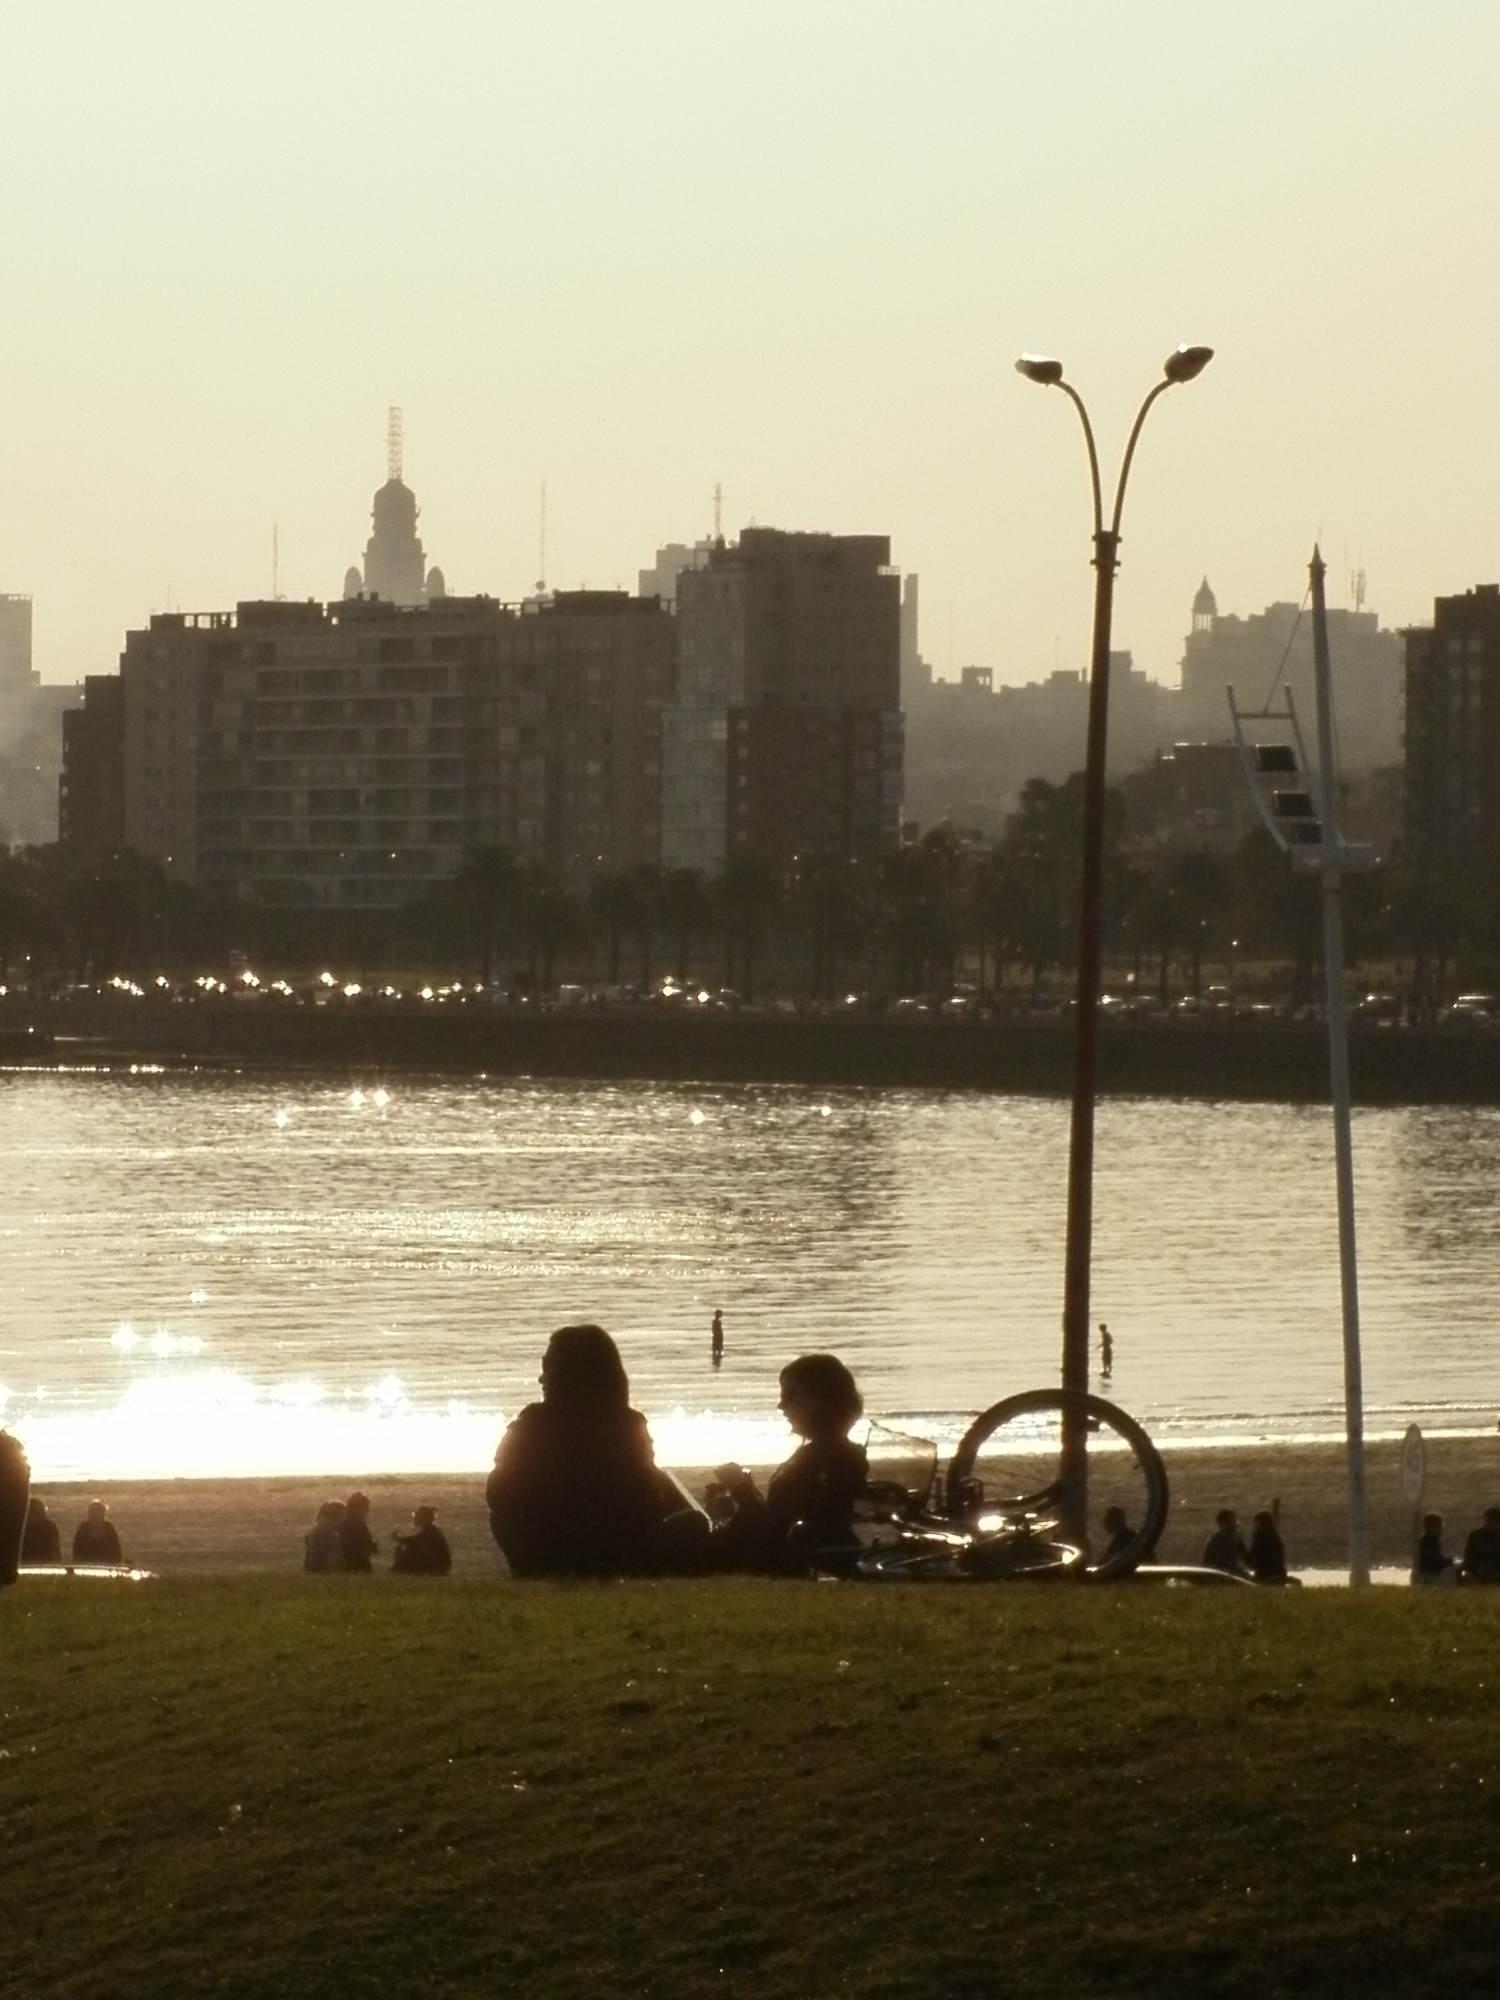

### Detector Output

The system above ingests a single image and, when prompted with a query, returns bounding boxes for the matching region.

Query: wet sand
[31,1432,1500,1577]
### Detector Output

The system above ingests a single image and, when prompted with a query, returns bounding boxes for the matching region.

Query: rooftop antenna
[387,405,403,483]
[536,480,548,595]
[1350,565,1366,613]
[272,521,280,601]
[712,481,723,541]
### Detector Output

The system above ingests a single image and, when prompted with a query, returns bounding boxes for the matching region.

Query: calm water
[1,1068,1498,1478]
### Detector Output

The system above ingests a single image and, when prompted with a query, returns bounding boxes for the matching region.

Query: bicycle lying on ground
[822,1389,1170,1583]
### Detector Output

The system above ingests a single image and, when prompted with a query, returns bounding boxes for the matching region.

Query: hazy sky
[3,1,1497,691]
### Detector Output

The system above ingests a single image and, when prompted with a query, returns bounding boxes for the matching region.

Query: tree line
[0,774,1479,1006]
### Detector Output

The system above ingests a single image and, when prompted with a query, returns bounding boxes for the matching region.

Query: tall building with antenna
[342,407,446,606]
[661,527,902,873]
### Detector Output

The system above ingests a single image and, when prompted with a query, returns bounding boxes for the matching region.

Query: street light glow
[1014,354,1065,386]
[1163,344,1214,383]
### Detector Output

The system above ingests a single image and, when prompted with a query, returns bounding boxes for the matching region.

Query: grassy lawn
[3,1576,1499,1998]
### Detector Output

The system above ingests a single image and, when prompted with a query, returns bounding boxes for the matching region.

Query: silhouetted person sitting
[72,1499,122,1566]
[709,1353,869,1573]
[1462,1507,1500,1584]
[487,1323,704,1577]
[392,1505,452,1576]
[339,1491,378,1573]
[21,1497,61,1565]
[303,1500,347,1573]
[1101,1504,1135,1563]
[1414,1511,1458,1587]
[1249,1509,1291,1585]
[1201,1508,1252,1579]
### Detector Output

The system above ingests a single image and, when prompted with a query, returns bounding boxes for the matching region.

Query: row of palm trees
[0,777,1483,1003]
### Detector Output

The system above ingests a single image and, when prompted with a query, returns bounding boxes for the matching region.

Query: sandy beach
[30,1431,1500,1578]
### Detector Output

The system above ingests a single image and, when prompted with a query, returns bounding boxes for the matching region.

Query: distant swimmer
[1098,1321,1113,1379]
[711,1308,725,1368]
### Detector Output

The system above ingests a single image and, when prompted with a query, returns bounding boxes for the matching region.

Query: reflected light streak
[7,1375,809,1482]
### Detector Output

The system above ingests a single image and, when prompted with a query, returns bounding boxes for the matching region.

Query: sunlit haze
[4,2,1496,694]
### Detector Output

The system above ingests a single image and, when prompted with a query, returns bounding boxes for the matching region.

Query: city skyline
[2,3,1495,692]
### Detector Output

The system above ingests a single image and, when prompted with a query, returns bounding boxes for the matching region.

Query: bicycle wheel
[944,1390,1169,1580]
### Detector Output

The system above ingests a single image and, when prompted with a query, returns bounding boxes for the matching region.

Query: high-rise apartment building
[1404,583,1500,878]
[660,527,902,873]
[0,592,80,845]
[98,591,674,909]
[0,594,35,693]
[60,675,126,852]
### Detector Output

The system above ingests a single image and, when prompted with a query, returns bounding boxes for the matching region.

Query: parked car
[1446,993,1498,1025]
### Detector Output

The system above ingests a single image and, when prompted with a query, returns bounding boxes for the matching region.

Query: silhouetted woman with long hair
[486,1323,703,1577]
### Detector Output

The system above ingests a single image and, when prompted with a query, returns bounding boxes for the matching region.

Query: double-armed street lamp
[1015,343,1214,1542]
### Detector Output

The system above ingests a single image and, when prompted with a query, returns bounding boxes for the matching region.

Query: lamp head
[1015,354,1064,386]
[1163,344,1214,384]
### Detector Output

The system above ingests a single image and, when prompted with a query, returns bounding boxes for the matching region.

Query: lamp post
[1016,344,1214,1544]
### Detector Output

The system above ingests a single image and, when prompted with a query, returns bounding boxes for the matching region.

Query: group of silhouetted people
[302,1492,452,1575]
[20,1496,122,1567]
[484,1323,867,1578]
[1412,1508,1500,1586]
[1202,1505,1293,1583]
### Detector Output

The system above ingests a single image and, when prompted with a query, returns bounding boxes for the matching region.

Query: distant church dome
[426,565,446,600]
[342,410,440,607]
[1192,576,1217,619]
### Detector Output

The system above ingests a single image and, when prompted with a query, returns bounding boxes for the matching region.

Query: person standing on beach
[1098,1322,1113,1379]
[72,1499,123,1566]
[711,1309,725,1368]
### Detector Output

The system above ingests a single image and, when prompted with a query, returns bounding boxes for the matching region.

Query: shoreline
[30,1432,1500,1577]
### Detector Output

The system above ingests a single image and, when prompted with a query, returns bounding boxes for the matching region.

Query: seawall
[11,995,1500,1106]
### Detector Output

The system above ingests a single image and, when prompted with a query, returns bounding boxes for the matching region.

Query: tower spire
[387,405,404,484]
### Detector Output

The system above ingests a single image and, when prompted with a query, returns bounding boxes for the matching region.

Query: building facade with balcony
[661,527,902,873]
[92,591,674,909]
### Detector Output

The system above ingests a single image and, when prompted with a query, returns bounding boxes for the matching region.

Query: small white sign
[1400,1423,1426,1507]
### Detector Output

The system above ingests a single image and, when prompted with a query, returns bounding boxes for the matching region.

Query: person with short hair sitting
[21,1497,61,1565]
[1201,1507,1251,1579]
[1462,1507,1500,1583]
[72,1499,123,1566]
[392,1505,452,1575]
[1413,1511,1458,1587]
[709,1353,869,1573]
